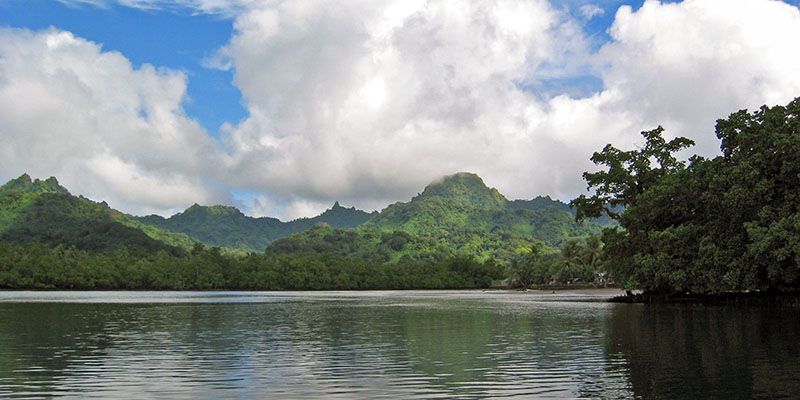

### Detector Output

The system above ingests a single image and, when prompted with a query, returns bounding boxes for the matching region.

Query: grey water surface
[0,290,797,399]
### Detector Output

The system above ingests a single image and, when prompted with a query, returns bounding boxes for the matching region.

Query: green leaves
[572,126,695,222]
[136,201,374,251]
[575,97,800,295]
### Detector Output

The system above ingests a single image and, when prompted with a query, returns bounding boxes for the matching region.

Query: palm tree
[558,240,583,284]
[511,244,542,288]
[582,235,603,269]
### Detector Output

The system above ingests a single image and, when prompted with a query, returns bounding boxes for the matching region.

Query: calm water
[0,290,797,399]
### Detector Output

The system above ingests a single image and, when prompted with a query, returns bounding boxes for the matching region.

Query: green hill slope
[0,174,196,253]
[136,201,375,251]
[269,172,614,263]
[363,172,606,246]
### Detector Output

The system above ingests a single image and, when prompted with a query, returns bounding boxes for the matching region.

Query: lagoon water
[0,290,797,399]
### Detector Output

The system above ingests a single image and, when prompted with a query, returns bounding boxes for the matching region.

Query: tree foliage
[0,242,504,290]
[573,97,800,294]
[136,202,375,252]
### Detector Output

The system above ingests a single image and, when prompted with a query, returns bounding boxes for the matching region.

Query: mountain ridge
[0,174,194,253]
[135,200,376,251]
[269,172,615,263]
[1,172,612,259]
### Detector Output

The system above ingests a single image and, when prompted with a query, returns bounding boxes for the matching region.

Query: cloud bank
[3,0,800,219]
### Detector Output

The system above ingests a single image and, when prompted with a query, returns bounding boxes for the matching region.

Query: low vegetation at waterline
[0,243,504,290]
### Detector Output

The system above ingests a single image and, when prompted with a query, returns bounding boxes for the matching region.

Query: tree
[510,244,543,288]
[582,235,603,269]
[571,126,694,222]
[557,240,584,283]
[572,97,800,296]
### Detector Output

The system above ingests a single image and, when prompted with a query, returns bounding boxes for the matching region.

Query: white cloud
[4,0,800,220]
[0,28,226,215]
[579,4,605,20]
[597,0,800,155]
[217,0,800,215]
[217,0,596,210]
[56,0,253,16]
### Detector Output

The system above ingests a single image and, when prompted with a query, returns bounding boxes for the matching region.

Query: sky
[1,0,800,220]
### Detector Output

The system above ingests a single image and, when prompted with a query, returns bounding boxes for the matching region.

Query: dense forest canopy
[136,202,375,251]
[573,97,800,295]
[268,172,612,265]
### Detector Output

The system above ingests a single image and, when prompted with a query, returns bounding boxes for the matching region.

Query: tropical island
[1,97,799,302]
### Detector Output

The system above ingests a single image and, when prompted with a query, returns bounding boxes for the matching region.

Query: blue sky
[0,0,246,135]
[1,0,800,219]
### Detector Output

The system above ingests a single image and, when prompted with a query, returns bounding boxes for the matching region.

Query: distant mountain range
[136,202,375,251]
[267,172,613,263]
[0,172,614,261]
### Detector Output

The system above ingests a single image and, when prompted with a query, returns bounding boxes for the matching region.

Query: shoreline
[610,290,800,306]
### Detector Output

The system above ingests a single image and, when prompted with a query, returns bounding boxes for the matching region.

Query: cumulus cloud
[0,28,226,215]
[217,0,596,212]
[597,0,800,155]
[4,0,800,220]
[217,0,800,217]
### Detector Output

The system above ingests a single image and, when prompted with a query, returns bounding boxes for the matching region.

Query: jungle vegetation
[573,96,800,296]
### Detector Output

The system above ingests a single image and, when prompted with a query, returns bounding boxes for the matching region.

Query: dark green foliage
[137,201,375,251]
[0,242,503,290]
[0,170,612,290]
[573,97,800,295]
[1,193,180,255]
[277,172,614,265]
[366,173,612,248]
[507,196,572,213]
[508,236,608,288]
[0,175,192,254]
[0,174,69,230]
[137,204,289,251]
[296,201,376,229]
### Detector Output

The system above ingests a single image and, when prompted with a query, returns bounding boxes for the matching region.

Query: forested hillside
[269,173,613,263]
[136,201,375,251]
[0,175,194,254]
[0,172,613,290]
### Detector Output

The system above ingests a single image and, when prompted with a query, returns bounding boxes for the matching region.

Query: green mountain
[268,172,614,263]
[363,172,603,246]
[136,201,375,251]
[1,172,611,263]
[0,174,195,253]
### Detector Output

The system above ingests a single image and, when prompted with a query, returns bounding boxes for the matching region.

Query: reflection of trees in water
[6,298,747,398]
[0,303,280,396]
[0,303,133,392]
[396,301,632,398]
[606,304,800,399]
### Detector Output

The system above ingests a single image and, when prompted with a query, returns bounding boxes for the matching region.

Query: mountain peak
[417,172,506,208]
[1,173,69,195]
[184,204,243,217]
[17,173,32,183]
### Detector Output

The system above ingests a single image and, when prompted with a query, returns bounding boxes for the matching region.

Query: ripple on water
[0,290,797,399]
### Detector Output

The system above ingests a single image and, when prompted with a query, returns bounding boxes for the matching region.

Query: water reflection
[0,292,797,399]
[606,304,800,399]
